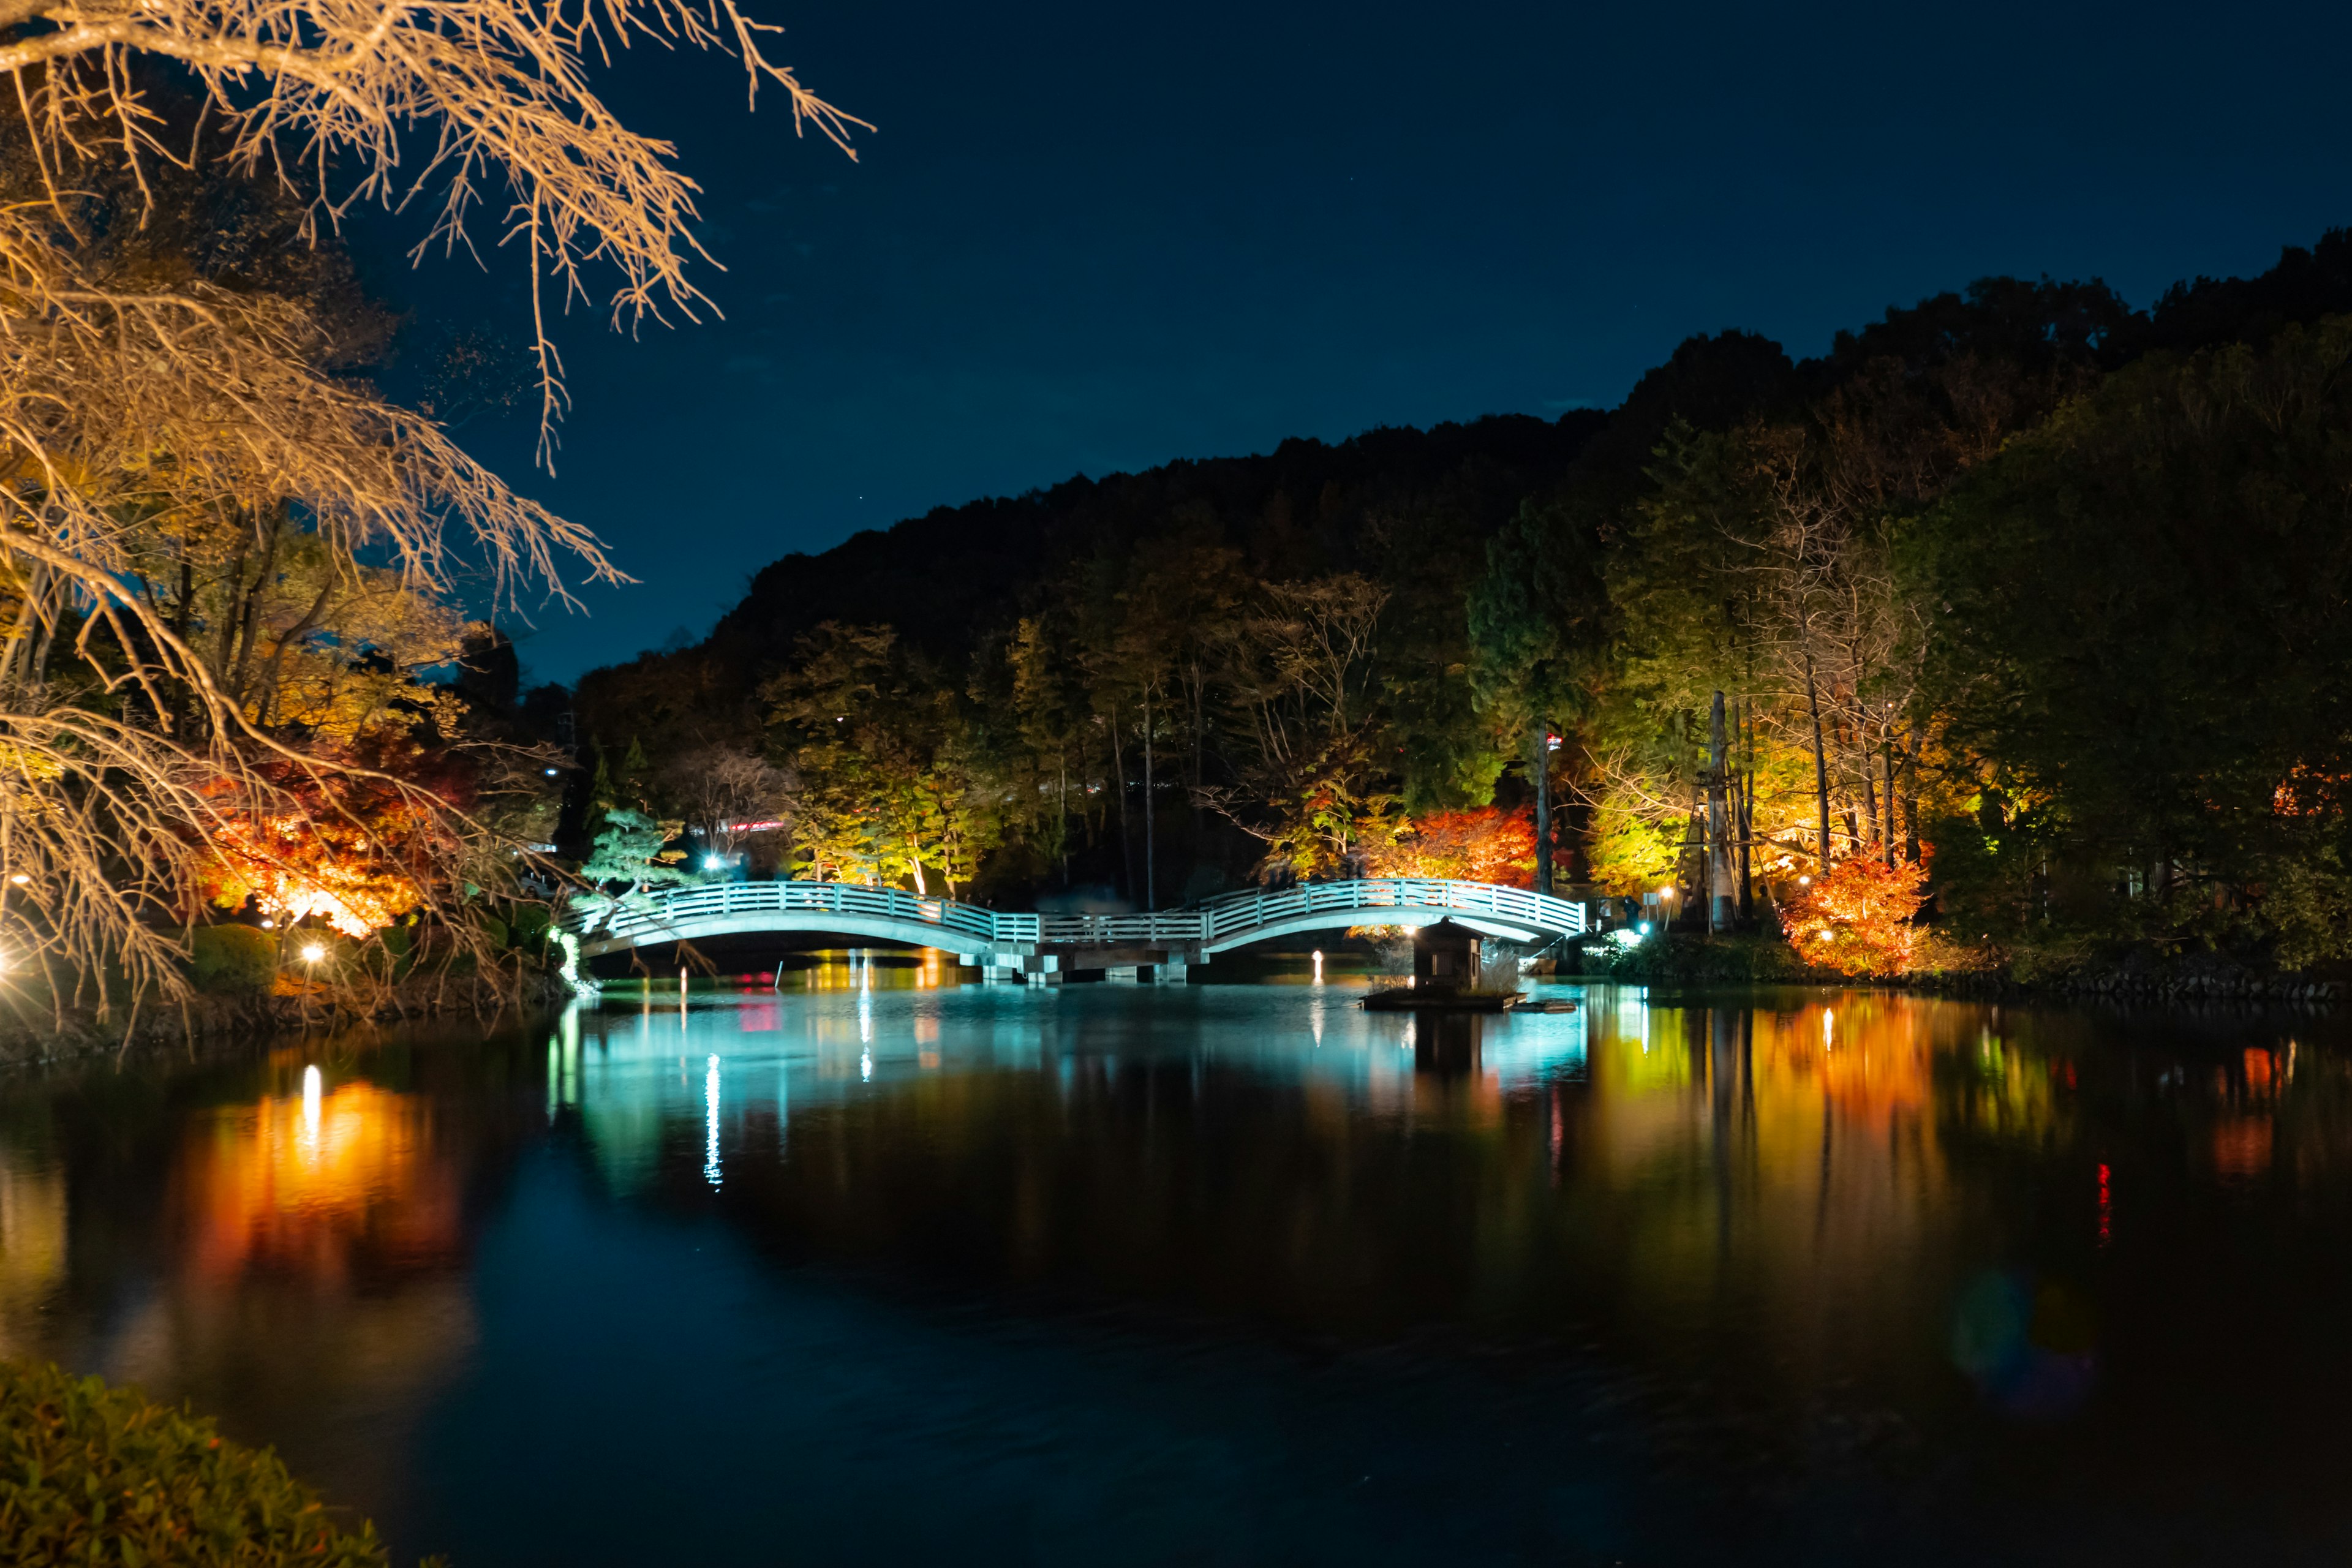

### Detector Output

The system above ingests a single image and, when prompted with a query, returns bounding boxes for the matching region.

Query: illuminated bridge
[562,877,1588,982]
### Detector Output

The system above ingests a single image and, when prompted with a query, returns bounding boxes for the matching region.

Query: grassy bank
[0,1359,428,1566]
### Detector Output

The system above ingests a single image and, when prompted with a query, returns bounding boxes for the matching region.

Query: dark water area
[1,968,2350,1564]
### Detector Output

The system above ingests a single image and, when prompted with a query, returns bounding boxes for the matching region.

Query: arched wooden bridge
[564,877,1587,980]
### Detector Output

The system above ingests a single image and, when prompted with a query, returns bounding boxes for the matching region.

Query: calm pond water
[0,969,2349,1564]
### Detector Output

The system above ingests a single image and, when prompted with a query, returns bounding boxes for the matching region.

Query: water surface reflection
[0,979,2345,1563]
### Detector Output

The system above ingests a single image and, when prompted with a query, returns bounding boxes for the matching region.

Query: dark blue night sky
[359,0,2352,683]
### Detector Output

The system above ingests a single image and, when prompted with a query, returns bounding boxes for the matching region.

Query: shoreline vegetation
[0,1359,424,1567]
[1559,932,2348,1005]
[0,966,575,1071]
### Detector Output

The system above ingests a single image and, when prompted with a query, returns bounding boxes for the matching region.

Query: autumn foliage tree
[0,0,859,1011]
[1777,850,1931,975]
[1364,808,1536,886]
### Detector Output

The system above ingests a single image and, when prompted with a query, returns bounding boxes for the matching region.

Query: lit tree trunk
[1738,697,1755,920]
[1858,723,1880,856]
[1532,720,1553,897]
[1707,690,1734,932]
[1806,650,1833,873]
[1902,719,1922,865]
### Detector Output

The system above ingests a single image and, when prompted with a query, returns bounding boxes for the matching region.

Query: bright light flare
[300,943,326,963]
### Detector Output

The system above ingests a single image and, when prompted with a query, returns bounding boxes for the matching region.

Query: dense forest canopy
[559,227,2352,970]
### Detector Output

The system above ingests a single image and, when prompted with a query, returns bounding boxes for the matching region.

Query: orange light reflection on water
[173,1076,459,1287]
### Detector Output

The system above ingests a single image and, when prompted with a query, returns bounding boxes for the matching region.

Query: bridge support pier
[1153,958,1189,984]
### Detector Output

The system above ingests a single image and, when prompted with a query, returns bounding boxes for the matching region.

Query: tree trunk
[1881,741,1896,867]
[1806,651,1833,872]
[1859,728,1880,856]
[1706,690,1734,932]
[1682,769,1705,931]
[1738,699,1754,921]
[227,517,282,706]
[1142,689,1156,910]
[1902,720,1923,864]
[1109,704,1135,901]
[1533,720,1553,897]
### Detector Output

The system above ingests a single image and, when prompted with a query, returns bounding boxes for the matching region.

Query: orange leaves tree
[1779,851,1931,974]
[194,731,475,940]
[1365,807,1536,886]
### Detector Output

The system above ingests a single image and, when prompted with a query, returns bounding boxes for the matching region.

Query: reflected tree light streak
[704,1055,722,1189]
[2098,1162,2113,1247]
[300,1065,322,1158]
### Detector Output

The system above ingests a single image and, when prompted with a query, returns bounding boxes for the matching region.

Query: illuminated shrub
[1780,853,1932,975]
[0,1359,417,1566]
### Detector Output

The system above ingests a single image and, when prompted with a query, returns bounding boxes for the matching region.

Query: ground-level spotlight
[301,943,326,963]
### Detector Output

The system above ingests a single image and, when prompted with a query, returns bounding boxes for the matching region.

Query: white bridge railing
[565,876,1584,951]
[1036,878,1586,946]
[567,880,1040,946]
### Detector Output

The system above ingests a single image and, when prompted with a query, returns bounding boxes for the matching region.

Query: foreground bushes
[0,1359,416,1566]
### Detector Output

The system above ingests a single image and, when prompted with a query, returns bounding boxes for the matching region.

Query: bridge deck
[565,877,1585,963]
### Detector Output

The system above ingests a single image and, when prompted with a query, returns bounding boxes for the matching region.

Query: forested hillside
[562,228,2352,970]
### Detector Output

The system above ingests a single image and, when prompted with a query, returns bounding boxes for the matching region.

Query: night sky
[355,0,2352,685]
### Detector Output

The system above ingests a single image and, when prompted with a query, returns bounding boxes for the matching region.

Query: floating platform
[1360,990,1580,1014]
[1362,989,1524,1013]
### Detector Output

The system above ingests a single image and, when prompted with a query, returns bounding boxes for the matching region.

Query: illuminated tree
[0,0,863,1011]
[1363,807,1536,886]
[1777,850,1931,975]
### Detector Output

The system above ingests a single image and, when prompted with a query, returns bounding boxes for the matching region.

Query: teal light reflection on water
[0,982,2346,1563]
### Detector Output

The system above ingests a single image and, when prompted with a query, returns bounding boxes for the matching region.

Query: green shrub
[508,905,552,946]
[189,926,276,995]
[0,1358,420,1566]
